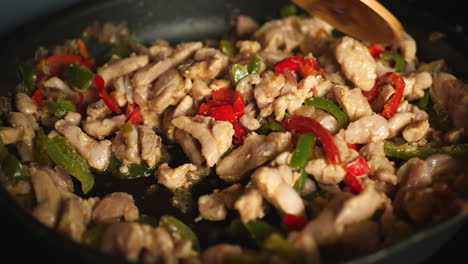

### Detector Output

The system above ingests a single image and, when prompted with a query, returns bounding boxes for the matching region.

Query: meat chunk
[97,55,149,86]
[387,112,415,138]
[305,158,346,184]
[180,48,229,81]
[431,72,468,130]
[162,95,195,140]
[55,119,111,171]
[201,244,243,264]
[198,184,244,221]
[333,85,373,121]
[402,72,432,101]
[344,114,389,144]
[254,71,285,110]
[0,126,23,145]
[112,75,134,107]
[86,99,112,119]
[402,120,429,142]
[138,125,162,168]
[253,17,302,53]
[8,112,37,162]
[239,103,261,131]
[233,14,259,37]
[171,115,234,167]
[146,69,191,114]
[396,32,417,63]
[91,192,139,224]
[132,41,202,88]
[252,166,305,216]
[57,197,96,241]
[236,73,261,103]
[216,132,292,182]
[335,36,377,91]
[234,185,266,223]
[100,222,147,262]
[112,123,141,174]
[360,142,397,185]
[156,163,198,190]
[15,93,37,116]
[148,40,174,59]
[174,129,204,165]
[83,115,126,139]
[295,106,340,134]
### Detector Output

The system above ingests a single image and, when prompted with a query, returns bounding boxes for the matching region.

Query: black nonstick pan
[0,0,467,263]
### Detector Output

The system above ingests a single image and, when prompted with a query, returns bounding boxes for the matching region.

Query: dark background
[0,0,467,263]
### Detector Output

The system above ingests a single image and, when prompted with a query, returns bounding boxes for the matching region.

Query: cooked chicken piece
[209,79,231,91]
[258,50,290,66]
[201,244,243,264]
[198,193,226,221]
[171,115,234,167]
[335,187,387,225]
[15,93,37,116]
[402,72,432,101]
[44,166,74,192]
[162,95,195,140]
[253,17,302,52]
[29,165,62,227]
[91,192,139,224]
[174,129,204,165]
[141,226,177,264]
[146,69,191,114]
[8,112,36,162]
[0,126,23,145]
[55,119,111,170]
[295,106,340,134]
[216,132,292,182]
[335,36,377,91]
[239,103,261,131]
[252,166,305,216]
[138,125,162,168]
[180,48,229,81]
[43,76,76,97]
[236,73,261,103]
[234,184,266,223]
[333,85,373,121]
[97,55,149,86]
[148,40,174,59]
[402,120,430,142]
[86,99,112,119]
[396,32,417,63]
[190,79,212,101]
[431,72,468,130]
[254,71,285,110]
[112,75,134,107]
[132,42,202,88]
[112,123,140,174]
[57,197,96,241]
[100,222,147,262]
[397,100,429,121]
[198,184,244,221]
[156,163,197,190]
[344,114,389,144]
[83,115,126,139]
[236,40,261,54]
[387,112,415,138]
[233,13,259,37]
[140,107,161,128]
[64,112,82,126]
[305,158,346,184]
[360,142,397,185]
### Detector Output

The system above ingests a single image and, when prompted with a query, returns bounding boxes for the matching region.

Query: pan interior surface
[0,0,467,263]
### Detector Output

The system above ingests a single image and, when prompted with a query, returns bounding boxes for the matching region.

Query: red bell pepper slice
[367,44,385,58]
[94,75,122,114]
[281,115,341,164]
[274,56,306,75]
[283,213,307,231]
[43,54,92,76]
[343,156,370,176]
[362,78,384,103]
[31,85,45,106]
[207,105,235,122]
[211,88,236,102]
[126,104,142,125]
[346,142,360,151]
[344,173,363,193]
[380,72,405,119]
[298,58,323,78]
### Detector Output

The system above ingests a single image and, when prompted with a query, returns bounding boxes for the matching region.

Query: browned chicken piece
[305,157,346,185]
[83,115,126,140]
[162,95,195,141]
[100,222,147,262]
[234,184,266,223]
[239,103,261,131]
[396,31,417,63]
[112,75,134,107]
[180,47,229,81]
[402,120,430,142]
[335,36,377,91]
[86,99,112,119]
[216,132,292,182]
[252,165,305,217]
[198,184,244,221]
[333,85,373,121]
[387,112,415,138]
[55,119,112,171]
[156,163,198,190]
[8,112,37,162]
[254,71,285,111]
[15,93,37,116]
[148,40,174,59]
[402,72,432,101]
[112,123,141,174]
[91,192,139,224]
[190,79,212,101]
[236,73,261,103]
[139,125,162,168]
[0,126,24,145]
[232,13,259,37]
[343,114,389,144]
[201,244,243,264]
[97,55,149,86]
[171,115,234,167]
[174,129,204,165]
[236,40,261,54]
[360,142,397,185]
[57,197,98,242]
[295,106,340,134]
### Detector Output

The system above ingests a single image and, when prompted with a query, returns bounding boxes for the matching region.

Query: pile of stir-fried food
[1,5,468,264]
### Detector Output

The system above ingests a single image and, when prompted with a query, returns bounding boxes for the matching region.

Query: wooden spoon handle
[292,0,403,44]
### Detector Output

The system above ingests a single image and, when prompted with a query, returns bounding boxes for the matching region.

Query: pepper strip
[281,115,340,164]
[304,97,349,129]
[94,75,122,114]
[0,137,28,180]
[380,51,405,73]
[291,133,316,168]
[159,215,200,251]
[384,141,468,160]
[380,72,406,119]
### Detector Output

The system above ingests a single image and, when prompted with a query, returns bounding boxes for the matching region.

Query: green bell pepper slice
[380,51,405,73]
[230,64,249,84]
[42,97,77,118]
[279,4,298,18]
[384,141,468,160]
[63,63,95,90]
[290,133,316,168]
[258,118,286,135]
[0,137,28,180]
[43,136,94,194]
[82,224,109,248]
[263,233,305,264]
[247,54,263,74]
[304,97,349,129]
[34,130,53,166]
[159,215,200,251]
[219,40,238,56]
[18,63,37,95]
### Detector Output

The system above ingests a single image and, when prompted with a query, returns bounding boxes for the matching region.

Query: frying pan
[1,0,467,263]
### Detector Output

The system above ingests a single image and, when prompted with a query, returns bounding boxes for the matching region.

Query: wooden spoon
[292,0,403,44]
